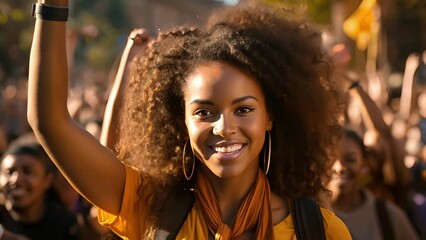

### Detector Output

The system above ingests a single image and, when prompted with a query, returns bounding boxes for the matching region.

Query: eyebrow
[231,96,258,105]
[189,96,258,105]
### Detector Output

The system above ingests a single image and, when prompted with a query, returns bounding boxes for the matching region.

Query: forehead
[338,137,362,154]
[1,154,45,170]
[184,62,264,101]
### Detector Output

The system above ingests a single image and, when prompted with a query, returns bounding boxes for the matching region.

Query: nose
[332,160,346,174]
[212,113,236,136]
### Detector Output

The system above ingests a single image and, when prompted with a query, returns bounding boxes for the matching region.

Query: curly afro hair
[117,2,341,200]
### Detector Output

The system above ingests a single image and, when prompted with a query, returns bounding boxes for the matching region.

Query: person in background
[329,128,419,240]
[0,136,77,240]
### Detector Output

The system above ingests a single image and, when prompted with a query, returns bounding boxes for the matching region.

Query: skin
[28,0,126,214]
[0,154,53,223]
[329,137,366,212]
[184,62,286,230]
[184,62,272,180]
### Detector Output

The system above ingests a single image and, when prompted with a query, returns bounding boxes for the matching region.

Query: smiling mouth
[8,188,27,197]
[214,144,243,153]
[332,172,354,181]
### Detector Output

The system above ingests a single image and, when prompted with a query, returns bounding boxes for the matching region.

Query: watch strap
[32,3,68,22]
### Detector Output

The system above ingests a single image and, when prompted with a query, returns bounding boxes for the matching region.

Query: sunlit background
[0,0,425,141]
[0,0,424,87]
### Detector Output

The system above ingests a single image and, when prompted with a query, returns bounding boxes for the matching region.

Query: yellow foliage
[343,0,377,51]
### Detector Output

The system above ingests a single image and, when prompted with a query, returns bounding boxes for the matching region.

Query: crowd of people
[0,0,425,239]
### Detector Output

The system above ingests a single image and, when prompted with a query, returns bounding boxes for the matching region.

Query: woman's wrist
[40,0,68,7]
[32,3,69,21]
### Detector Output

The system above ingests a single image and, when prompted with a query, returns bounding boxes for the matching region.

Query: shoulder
[270,193,289,225]
[378,198,414,225]
[383,200,419,238]
[320,208,353,240]
[383,200,408,219]
[98,165,159,239]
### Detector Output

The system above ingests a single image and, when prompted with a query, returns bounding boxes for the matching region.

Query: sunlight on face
[184,62,272,179]
[329,137,365,197]
[0,154,52,212]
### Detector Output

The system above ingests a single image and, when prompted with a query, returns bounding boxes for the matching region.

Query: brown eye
[194,109,213,117]
[236,106,254,114]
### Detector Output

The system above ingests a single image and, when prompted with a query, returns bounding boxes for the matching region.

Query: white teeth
[215,144,243,153]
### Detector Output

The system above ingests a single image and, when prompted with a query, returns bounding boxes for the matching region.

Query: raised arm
[27,0,125,214]
[399,53,420,120]
[100,29,149,149]
[349,83,411,205]
[349,82,389,135]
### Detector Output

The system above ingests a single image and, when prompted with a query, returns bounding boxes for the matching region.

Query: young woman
[329,129,419,240]
[28,1,350,239]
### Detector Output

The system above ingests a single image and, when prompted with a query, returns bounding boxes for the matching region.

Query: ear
[266,113,273,131]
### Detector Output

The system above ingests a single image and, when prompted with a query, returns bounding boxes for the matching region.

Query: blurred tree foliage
[70,0,130,73]
[264,0,331,24]
[0,0,130,85]
[0,0,34,84]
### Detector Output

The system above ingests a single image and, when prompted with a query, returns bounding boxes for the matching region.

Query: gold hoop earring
[182,140,195,180]
[263,131,271,175]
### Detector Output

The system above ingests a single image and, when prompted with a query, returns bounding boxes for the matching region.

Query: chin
[338,183,358,195]
[209,166,242,179]
[10,202,30,212]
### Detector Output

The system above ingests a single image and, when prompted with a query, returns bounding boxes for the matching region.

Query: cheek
[244,118,267,141]
[245,126,267,158]
[186,120,200,138]
[31,176,50,190]
[186,121,208,147]
[0,175,7,188]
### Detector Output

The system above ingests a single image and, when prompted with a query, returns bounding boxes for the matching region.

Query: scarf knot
[215,224,231,240]
[195,168,274,240]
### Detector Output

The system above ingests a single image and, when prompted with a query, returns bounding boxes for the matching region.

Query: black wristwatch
[31,3,69,22]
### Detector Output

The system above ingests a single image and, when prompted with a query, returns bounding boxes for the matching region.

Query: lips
[212,143,245,161]
[214,144,243,153]
[332,172,355,185]
[8,187,27,198]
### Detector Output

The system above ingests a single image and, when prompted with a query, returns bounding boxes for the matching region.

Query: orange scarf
[195,168,273,240]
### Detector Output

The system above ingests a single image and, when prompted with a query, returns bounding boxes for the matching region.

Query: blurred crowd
[1,17,426,240]
[328,43,426,239]
[0,32,115,238]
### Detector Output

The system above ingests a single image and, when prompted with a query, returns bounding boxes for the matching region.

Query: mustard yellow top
[99,165,352,240]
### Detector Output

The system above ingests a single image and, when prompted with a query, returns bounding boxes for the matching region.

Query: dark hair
[342,128,367,159]
[2,141,55,174]
[118,3,341,201]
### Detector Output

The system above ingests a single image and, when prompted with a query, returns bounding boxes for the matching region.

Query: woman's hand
[100,28,150,148]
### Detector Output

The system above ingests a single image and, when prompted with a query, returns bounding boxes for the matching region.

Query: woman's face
[0,154,53,212]
[329,137,365,196]
[184,62,272,179]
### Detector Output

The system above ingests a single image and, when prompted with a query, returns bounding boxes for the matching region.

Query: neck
[8,199,45,223]
[201,164,259,225]
[332,188,365,212]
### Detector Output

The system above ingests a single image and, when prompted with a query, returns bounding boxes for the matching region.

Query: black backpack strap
[375,199,395,240]
[155,188,195,240]
[291,197,326,240]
